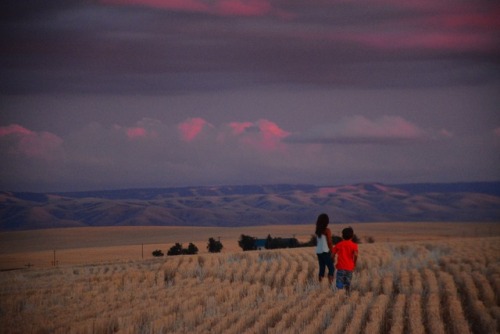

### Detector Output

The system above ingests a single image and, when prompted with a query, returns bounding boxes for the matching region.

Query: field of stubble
[0,223,499,334]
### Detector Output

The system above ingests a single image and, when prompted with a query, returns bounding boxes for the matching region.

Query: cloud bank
[286,116,427,145]
[1,0,499,94]
[3,114,495,191]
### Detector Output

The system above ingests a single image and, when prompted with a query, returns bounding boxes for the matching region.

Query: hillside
[1,182,499,230]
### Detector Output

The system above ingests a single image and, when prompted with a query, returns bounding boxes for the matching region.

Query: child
[314,213,335,285]
[332,227,358,293]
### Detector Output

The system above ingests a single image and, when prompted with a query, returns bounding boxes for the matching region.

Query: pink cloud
[113,119,162,140]
[437,12,500,30]
[258,119,289,141]
[216,0,272,17]
[178,117,212,142]
[340,116,423,140]
[228,119,290,151]
[293,6,499,54]
[494,127,500,137]
[229,121,254,135]
[126,127,147,139]
[368,8,500,52]
[0,124,33,136]
[341,30,494,53]
[400,33,490,51]
[0,124,63,159]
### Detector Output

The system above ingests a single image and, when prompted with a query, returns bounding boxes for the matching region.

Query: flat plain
[0,222,498,269]
[1,222,499,333]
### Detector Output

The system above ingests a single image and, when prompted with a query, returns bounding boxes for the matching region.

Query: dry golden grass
[0,223,499,333]
[1,222,498,269]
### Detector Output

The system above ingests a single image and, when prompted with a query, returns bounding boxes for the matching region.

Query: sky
[1,0,499,192]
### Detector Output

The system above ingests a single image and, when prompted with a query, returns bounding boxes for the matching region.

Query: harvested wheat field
[1,222,498,270]
[1,223,499,333]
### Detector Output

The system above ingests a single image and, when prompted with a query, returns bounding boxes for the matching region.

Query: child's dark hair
[342,227,354,240]
[315,213,329,237]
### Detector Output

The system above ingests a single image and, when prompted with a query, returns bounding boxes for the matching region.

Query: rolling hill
[1,182,499,230]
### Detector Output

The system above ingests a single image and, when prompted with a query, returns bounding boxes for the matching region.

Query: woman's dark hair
[315,213,329,237]
[342,227,354,240]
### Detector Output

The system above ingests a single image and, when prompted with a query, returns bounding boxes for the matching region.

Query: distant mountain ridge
[51,184,320,200]
[1,182,499,230]
[395,181,500,197]
[19,181,500,200]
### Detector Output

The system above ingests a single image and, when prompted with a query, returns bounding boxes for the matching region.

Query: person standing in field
[315,213,335,285]
[332,226,358,293]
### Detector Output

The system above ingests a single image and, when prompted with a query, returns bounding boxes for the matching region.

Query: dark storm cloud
[1,0,499,95]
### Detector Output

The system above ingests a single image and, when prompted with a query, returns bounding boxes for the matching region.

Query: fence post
[52,249,58,267]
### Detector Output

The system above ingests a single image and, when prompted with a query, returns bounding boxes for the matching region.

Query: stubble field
[0,222,499,333]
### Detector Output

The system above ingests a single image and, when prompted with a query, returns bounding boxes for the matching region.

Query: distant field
[0,222,499,270]
[1,231,498,333]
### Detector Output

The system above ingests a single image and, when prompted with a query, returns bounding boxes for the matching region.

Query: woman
[315,213,335,284]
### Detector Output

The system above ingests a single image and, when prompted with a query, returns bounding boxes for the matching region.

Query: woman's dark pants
[317,252,335,279]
